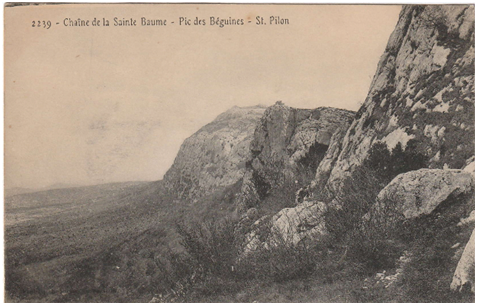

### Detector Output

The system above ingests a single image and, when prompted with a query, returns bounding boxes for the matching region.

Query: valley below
[5,181,173,302]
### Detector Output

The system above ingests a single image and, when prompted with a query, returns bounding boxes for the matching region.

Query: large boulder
[375,168,474,219]
[271,201,327,245]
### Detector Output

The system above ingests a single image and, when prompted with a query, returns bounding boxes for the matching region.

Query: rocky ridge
[317,5,475,193]
[238,102,355,210]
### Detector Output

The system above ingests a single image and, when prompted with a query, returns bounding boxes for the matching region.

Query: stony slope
[318,5,475,193]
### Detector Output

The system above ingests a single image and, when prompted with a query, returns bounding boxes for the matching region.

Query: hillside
[148,5,475,302]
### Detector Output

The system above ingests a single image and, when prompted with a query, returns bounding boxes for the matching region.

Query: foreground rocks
[375,168,474,218]
[244,201,327,253]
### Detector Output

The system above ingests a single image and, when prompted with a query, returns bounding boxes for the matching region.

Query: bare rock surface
[462,156,475,173]
[311,127,351,192]
[239,102,354,208]
[376,168,474,218]
[271,201,327,245]
[250,103,355,182]
[163,105,266,199]
[323,5,475,192]
[244,201,327,253]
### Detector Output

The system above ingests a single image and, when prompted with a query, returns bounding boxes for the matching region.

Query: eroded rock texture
[239,102,354,208]
[244,201,327,253]
[323,5,475,193]
[451,229,475,292]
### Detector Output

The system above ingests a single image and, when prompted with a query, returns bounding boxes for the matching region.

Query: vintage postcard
[4,3,475,302]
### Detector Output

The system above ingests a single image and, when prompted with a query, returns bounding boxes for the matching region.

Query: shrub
[176,217,240,277]
[323,165,387,243]
[395,191,475,302]
[363,140,427,182]
[236,223,321,282]
[322,141,428,273]
[324,140,428,240]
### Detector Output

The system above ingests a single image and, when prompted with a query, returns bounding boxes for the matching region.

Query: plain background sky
[4,4,402,189]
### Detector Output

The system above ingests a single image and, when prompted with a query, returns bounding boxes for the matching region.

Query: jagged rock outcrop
[238,102,354,209]
[163,106,266,199]
[375,168,474,218]
[244,201,327,253]
[322,5,474,193]
[451,229,475,292]
[311,127,351,192]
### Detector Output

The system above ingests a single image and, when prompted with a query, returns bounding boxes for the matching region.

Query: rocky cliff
[318,5,475,193]
[163,105,266,200]
[238,102,355,210]
[164,102,355,207]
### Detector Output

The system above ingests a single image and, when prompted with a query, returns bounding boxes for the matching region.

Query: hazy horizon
[5,4,402,189]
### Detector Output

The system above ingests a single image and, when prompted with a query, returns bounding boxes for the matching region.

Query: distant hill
[5,183,86,198]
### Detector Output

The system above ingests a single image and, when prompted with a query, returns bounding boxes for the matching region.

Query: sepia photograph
[4,2,475,302]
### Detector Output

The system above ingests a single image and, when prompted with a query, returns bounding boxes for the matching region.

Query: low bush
[323,165,387,243]
[395,191,475,302]
[321,141,429,274]
[237,231,320,283]
[176,217,239,277]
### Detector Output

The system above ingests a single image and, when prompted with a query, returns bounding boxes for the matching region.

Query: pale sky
[5,4,402,189]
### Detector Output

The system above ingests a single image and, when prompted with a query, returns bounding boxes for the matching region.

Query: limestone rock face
[451,229,475,292]
[163,106,266,199]
[323,5,475,192]
[375,168,474,219]
[239,102,354,208]
[244,201,327,253]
